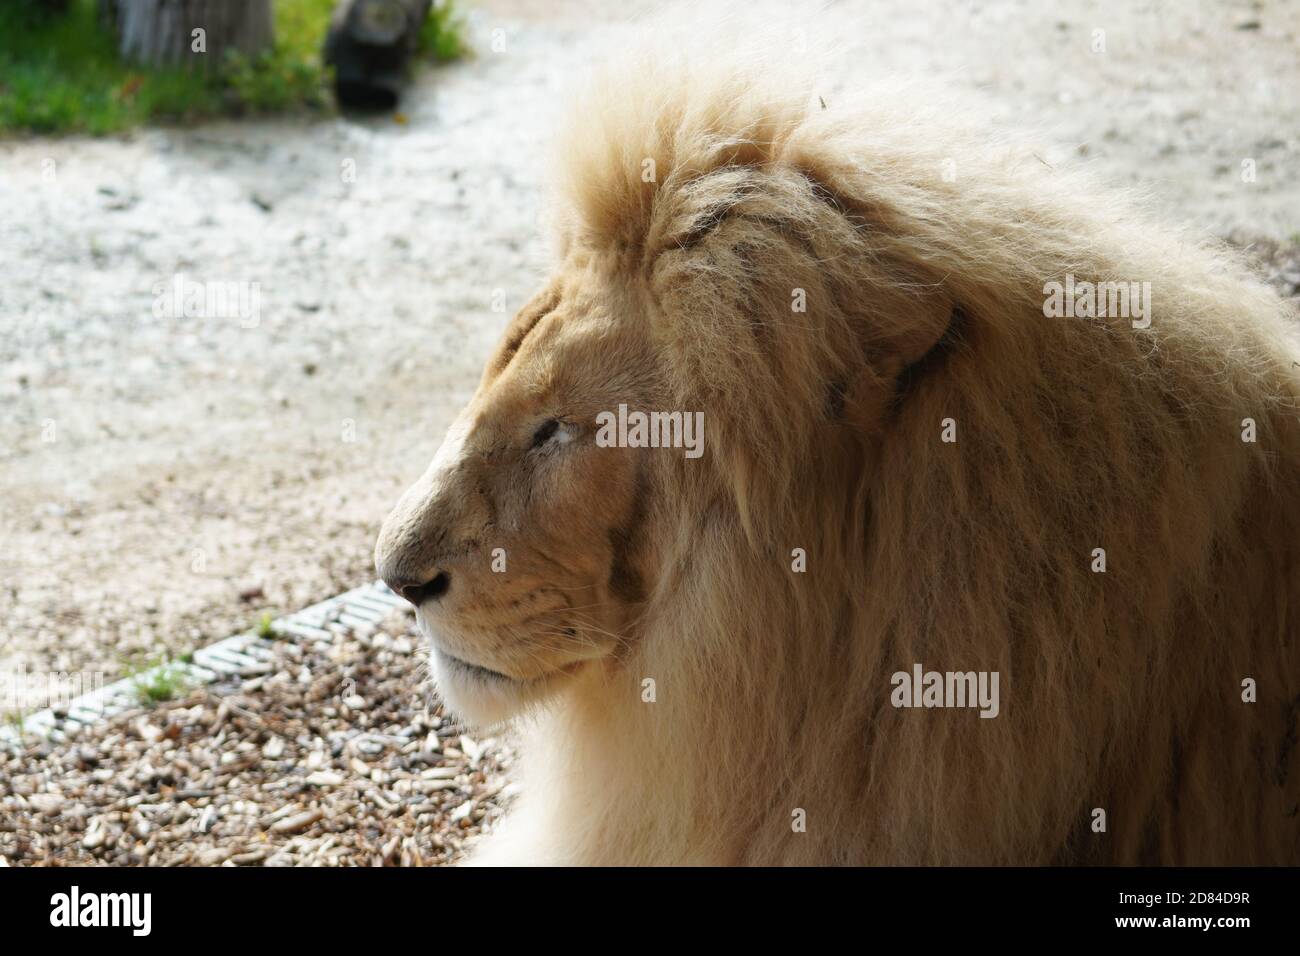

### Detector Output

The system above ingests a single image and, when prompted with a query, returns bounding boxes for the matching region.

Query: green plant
[223,46,328,114]
[126,655,191,706]
[0,0,220,134]
[256,612,278,639]
[0,0,469,135]
[421,0,471,62]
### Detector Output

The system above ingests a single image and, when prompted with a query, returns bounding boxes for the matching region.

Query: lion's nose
[387,571,451,606]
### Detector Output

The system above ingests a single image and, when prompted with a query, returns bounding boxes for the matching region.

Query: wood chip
[270,808,324,835]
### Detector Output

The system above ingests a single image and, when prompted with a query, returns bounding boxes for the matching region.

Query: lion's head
[374,263,669,725]
[372,72,957,729]
[373,51,977,736]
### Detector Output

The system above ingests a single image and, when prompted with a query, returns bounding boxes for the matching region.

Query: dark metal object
[324,0,432,111]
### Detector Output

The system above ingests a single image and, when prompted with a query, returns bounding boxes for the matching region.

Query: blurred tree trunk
[111,0,274,69]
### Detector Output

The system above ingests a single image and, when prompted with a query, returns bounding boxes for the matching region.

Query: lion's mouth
[440,650,518,684]
[424,627,602,725]
[435,647,589,688]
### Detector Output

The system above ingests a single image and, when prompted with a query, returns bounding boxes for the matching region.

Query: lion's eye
[531,419,561,448]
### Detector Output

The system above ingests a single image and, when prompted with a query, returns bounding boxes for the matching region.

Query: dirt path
[2,0,1298,712]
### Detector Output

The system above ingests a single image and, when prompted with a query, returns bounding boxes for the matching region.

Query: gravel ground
[0,603,513,866]
[1,0,1298,864]
[3,0,1299,710]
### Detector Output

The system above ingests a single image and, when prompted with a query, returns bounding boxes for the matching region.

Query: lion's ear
[881,302,968,393]
[832,295,977,429]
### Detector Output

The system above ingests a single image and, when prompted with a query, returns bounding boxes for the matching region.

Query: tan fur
[376,47,1300,865]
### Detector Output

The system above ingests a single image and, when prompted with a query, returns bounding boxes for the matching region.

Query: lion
[374,44,1300,865]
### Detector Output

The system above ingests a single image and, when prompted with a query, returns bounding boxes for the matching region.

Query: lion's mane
[474,45,1300,865]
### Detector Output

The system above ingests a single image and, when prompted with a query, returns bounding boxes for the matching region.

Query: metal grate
[1,581,407,748]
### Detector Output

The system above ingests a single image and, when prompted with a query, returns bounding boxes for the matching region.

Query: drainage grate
[1,581,408,748]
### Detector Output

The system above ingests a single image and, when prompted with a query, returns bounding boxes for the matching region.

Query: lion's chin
[430,648,574,728]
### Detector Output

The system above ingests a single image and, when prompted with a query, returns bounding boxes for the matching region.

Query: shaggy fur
[377,47,1300,865]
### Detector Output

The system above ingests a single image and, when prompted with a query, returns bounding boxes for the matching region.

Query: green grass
[256,612,278,639]
[0,0,469,135]
[420,0,470,62]
[126,654,192,707]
